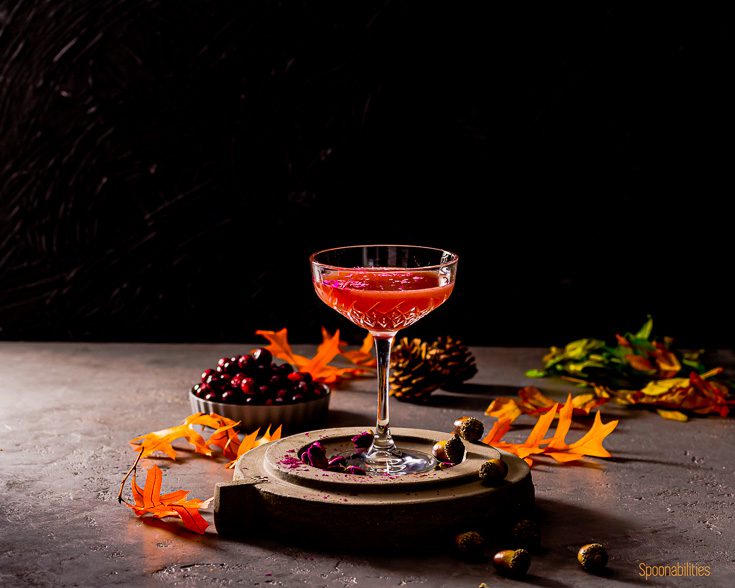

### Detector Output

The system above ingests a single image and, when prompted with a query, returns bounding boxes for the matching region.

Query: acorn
[444,435,466,464]
[493,548,531,577]
[478,458,508,485]
[577,543,608,572]
[454,531,485,561]
[510,518,541,551]
[432,440,449,461]
[453,416,484,443]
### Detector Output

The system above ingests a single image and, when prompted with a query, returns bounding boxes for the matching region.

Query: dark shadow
[604,456,695,469]
[421,394,493,411]
[326,409,371,428]
[140,516,222,547]
[442,383,518,396]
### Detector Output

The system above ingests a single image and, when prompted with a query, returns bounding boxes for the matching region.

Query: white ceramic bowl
[189,388,331,434]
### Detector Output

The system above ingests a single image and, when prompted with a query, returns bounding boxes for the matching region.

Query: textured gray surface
[0,342,733,587]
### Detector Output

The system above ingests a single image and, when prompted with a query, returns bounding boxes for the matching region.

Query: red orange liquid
[314,269,454,335]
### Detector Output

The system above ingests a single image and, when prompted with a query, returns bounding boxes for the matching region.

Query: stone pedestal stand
[215,427,534,549]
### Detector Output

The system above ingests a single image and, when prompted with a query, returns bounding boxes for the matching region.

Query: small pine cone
[390,337,447,402]
[429,336,478,386]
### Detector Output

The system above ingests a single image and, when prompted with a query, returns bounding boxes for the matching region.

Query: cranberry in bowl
[190,348,330,433]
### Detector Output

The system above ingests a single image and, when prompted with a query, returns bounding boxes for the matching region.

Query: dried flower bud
[454,531,485,561]
[478,458,508,486]
[510,518,541,551]
[434,461,455,471]
[344,465,367,476]
[351,430,373,450]
[301,441,328,469]
[453,416,484,442]
[577,543,608,572]
[493,549,531,577]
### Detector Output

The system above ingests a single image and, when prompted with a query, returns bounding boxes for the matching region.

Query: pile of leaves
[525,318,734,421]
[256,327,375,385]
[120,413,282,534]
[483,394,618,467]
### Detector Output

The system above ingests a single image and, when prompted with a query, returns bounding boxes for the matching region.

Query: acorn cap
[444,435,466,464]
[454,531,485,561]
[578,543,608,572]
[493,548,531,577]
[478,458,508,485]
[454,416,484,442]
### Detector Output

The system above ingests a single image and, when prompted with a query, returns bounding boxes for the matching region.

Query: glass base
[340,448,438,476]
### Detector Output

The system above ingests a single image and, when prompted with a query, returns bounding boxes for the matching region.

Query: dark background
[1,2,732,347]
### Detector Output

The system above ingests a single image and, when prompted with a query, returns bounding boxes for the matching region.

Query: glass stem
[370,334,398,456]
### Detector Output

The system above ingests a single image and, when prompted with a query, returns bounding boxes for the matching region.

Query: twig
[117,450,143,504]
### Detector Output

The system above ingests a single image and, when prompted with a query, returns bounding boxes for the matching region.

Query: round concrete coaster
[214,427,534,549]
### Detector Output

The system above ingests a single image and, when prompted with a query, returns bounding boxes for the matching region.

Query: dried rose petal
[436,461,455,470]
[302,442,328,469]
[344,465,367,476]
[351,431,373,450]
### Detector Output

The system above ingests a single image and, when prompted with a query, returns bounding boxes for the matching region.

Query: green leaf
[635,316,653,341]
[525,369,546,378]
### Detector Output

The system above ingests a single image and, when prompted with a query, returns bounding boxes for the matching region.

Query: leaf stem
[117,450,143,504]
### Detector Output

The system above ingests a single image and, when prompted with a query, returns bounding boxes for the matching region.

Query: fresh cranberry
[287,372,303,382]
[244,396,255,405]
[264,398,274,406]
[291,393,304,403]
[269,374,286,388]
[221,390,239,404]
[276,389,289,399]
[219,372,232,382]
[278,363,294,375]
[274,397,284,404]
[217,357,229,368]
[204,392,219,402]
[201,368,216,381]
[258,385,271,397]
[191,383,201,395]
[252,348,272,366]
[238,355,254,370]
[205,373,220,385]
[196,383,212,398]
[240,377,256,394]
[301,372,313,383]
[297,381,311,395]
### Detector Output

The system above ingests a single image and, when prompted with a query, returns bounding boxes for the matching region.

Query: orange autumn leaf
[339,332,376,367]
[256,328,311,366]
[483,395,619,467]
[123,464,209,534]
[257,327,373,385]
[626,354,655,373]
[130,413,214,459]
[130,413,283,463]
[226,424,283,468]
[189,413,242,460]
[485,397,523,422]
[485,387,609,424]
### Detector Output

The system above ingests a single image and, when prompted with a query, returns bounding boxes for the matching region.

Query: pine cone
[430,336,477,386]
[389,337,446,402]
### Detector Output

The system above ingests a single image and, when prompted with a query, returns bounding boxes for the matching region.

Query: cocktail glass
[310,245,458,475]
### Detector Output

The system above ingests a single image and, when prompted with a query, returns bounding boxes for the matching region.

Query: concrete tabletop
[1,342,733,587]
